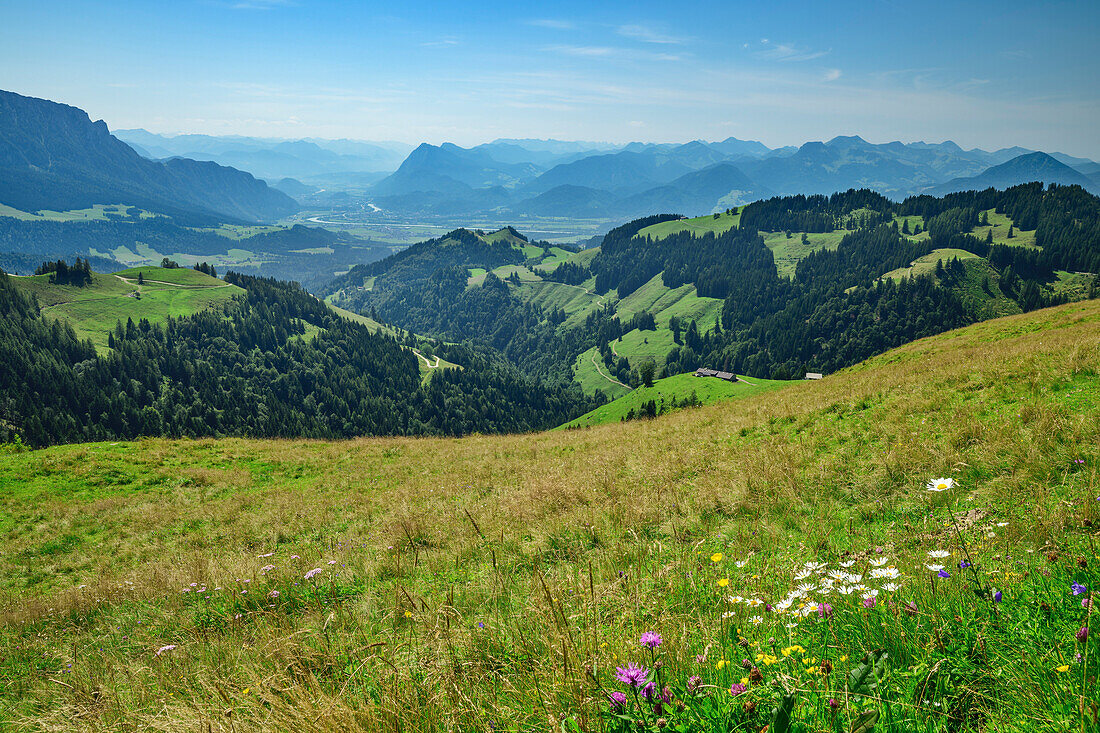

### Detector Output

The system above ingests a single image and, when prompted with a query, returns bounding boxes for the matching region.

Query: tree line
[0,270,598,447]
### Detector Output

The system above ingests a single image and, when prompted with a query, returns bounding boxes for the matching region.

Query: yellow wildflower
[740,677,749,686]
[711,553,723,563]
[1056,664,1070,672]
[718,578,730,587]
[242,687,250,694]
[404,610,414,618]
[716,660,729,670]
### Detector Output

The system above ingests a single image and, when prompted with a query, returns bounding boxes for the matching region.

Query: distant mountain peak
[0,89,296,222]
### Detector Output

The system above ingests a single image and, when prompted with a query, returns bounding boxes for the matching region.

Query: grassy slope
[637,209,742,239]
[764,230,846,279]
[1,299,1098,730]
[558,371,792,429]
[10,269,241,352]
[881,248,983,282]
[572,346,631,399]
[0,203,160,222]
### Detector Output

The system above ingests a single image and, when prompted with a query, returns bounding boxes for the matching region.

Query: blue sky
[2,0,1098,157]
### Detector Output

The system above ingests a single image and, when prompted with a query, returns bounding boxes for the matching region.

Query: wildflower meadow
[1,301,1099,731]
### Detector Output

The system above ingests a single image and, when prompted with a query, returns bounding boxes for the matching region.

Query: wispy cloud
[528,19,575,30]
[756,41,830,62]
[421,36,460,47]
[545,45,682,62]
[548,45,616,57]
[823,68,842,82]
[616,25,686,44]
[227,0,294,9]
[870,67,991,93]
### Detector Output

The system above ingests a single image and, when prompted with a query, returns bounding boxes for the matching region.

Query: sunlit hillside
[2,299,1098,731]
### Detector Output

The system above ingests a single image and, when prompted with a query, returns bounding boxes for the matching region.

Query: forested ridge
[0,271,597,447]
[328,183,1100,389]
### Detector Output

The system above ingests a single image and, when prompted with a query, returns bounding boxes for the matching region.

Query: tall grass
[1,300,1099,731]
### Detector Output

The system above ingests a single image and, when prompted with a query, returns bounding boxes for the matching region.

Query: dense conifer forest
[329,183,1100,387]
[0,271,597,447]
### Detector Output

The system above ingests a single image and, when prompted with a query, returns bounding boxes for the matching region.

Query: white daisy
[881,583,902,592]
[746,598,764,607]
[836,585,855,595]
[750,615,763,625]
[927,550,951,559]
[794,569,812,581]
[925,564,945,573]
[785,622,799,629]
[870,558,889,567]
[927,477,955,492]
[845,573,864,584]
[839,560,856,568]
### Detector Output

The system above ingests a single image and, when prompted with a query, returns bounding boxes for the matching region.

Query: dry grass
[2,300,1099,730]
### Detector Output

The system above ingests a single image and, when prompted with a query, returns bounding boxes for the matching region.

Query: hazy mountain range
[3,90,1099,228]
[0,91,297,223]
[114,129,413,184]
[114,121,1100,223]
[360,136,1100,220]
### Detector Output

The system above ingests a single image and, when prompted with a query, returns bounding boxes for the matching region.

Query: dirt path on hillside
[413,350,440,369]
[590,351,630,389]
[114,275,232,289]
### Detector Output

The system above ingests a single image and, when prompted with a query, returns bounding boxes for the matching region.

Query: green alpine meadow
[3,1,1100,729]
[2,300,1099,730]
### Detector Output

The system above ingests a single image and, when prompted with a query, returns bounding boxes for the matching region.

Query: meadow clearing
[1,300,1098,731]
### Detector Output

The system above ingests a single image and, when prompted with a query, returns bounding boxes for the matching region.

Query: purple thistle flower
[641,682,656,700]
[1071,582,1088,596]
[686,675,702,692]
[937,569,951,579]
[615,663,650,688]
[829,698,839,711]
[608,691,627,709]
[730,682,747,696]
[818,602,834,619]
[863,596,876,609]
[639,631,663,649]
[1077,626,1089,643]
